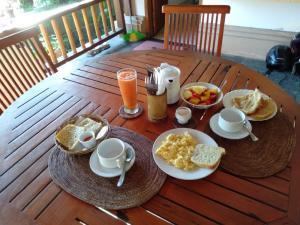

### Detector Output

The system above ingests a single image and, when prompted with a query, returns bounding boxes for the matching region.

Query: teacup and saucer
[209,108,252,140]
[89,138,135,178]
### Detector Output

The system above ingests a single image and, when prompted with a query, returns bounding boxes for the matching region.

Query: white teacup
[218,108,245,132]
[97,138,126,168]
[175,106,192,124]
[79,131,96,149]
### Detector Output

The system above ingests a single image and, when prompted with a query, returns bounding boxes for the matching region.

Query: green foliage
[19,0,34,12]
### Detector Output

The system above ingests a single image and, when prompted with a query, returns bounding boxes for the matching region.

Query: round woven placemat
[205,113,296,178]
[48,126,167,210]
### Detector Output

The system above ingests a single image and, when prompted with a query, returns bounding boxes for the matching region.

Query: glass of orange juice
[117,68,139,114]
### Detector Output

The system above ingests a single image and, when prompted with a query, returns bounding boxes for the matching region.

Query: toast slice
[191,144,226,169]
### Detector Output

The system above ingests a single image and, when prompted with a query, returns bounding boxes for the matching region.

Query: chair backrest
[0,27,56,114]
[162,5,230,56]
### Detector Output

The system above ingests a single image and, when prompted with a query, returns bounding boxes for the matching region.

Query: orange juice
[117,68,138,113]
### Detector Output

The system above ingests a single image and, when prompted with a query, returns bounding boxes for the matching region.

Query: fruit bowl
[180,82,223,109]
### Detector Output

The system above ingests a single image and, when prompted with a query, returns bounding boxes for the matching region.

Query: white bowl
[180,82,223,109]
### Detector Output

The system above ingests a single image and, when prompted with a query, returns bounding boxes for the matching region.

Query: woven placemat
[48,126,166,210]
[205,113,296,178]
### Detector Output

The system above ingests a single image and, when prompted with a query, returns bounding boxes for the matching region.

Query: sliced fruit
[183,90,193,99]
[208,88,218,94]
[191,85,207,95]
[201,92,210,101]
[189,97,200,105]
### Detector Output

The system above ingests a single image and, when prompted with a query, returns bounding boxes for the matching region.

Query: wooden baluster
[99,1,109,36]
[163,13,169,49]
[91,5,101,40]
[199,13,204,52]
[191,14,196,50]
[23,40,46,80]
[106,0,115,32]
[217,13,226,57]
[72,11,86,49]
[62,15,77,54]
[208,13,214,54]
[203,13,209,53]
[11,44,39,85]
[81,8,93,45]
[39,24,58,64]
[212,13,219,55]
[0,49,26,94]
[50,19,67,59]
[4,46,33,89]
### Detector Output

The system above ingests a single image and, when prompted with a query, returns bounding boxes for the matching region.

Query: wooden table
[1,50,300,225]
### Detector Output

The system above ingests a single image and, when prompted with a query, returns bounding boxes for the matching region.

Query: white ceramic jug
[160,63,181,104]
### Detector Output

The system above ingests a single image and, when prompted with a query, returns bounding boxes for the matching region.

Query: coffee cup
[97,138,126,168]
[79,131,96,149]
[218,108,245,132]
[175,106,192,124]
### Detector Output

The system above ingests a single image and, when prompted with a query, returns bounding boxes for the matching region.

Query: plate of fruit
[180,82,223,109]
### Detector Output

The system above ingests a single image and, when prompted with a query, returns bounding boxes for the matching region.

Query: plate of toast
[223,89,277,121]
[152,128,225,180]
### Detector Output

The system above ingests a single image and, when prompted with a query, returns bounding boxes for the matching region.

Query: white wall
[202,0,300,32]
[131,0,145,16]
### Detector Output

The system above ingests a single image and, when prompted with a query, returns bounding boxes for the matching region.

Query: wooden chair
[0,27,56,114]
[162,5,230,56]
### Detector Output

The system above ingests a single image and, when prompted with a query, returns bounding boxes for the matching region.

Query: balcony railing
[37,0,126,67]
[0,0,126,113]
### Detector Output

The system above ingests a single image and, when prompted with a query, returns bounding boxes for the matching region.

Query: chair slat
[0,27,56,114]
[23,40,46,81]
[212,13,219,55]
[10,44,38,85]
[3,47,32,90]
[162,5,230,56]
[0,50,25,95]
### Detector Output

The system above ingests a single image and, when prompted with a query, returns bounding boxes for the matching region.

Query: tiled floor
[59,37,300,104]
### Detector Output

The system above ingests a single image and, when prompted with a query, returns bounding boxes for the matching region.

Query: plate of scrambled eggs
[152,128,219,180]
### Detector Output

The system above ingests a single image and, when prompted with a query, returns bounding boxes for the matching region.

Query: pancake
[249,98,277,120]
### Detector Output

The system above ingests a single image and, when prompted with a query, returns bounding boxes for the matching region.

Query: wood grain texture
[0,50,299,224]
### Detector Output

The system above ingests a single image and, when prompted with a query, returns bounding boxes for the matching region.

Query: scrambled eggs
[155,132,198,171]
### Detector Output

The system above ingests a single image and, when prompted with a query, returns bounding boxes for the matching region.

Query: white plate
[223,89,277,121]
[209,113,252,140]
[89,142,135,178]
[152,128,219,180]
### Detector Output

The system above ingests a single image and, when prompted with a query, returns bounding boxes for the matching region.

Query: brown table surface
[1,50,300,225]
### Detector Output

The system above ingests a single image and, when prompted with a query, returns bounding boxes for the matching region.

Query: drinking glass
[117,68,138,114]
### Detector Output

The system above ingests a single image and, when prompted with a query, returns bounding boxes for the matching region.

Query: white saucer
[89,142,136,178]
[209,113,252,140]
